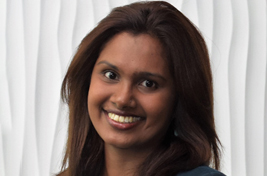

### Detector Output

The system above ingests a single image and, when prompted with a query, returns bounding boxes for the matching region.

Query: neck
[103,144,153,176]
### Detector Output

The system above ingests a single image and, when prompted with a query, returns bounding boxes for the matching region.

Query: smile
[108,112,141,123]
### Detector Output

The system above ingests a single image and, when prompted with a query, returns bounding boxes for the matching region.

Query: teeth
[114,115,119,121]
[119,116,124,122]
[125,117,129,123]
[108,113,141,123]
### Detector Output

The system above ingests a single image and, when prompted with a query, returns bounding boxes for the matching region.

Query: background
[0,0,266,175]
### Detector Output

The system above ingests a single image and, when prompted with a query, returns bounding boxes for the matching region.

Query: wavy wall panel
[246,1,266,176]
[211,0,233,173]
[228,0,249,175]
[5,0,26,176]
[20,0,41,175]
[0,0,266,176]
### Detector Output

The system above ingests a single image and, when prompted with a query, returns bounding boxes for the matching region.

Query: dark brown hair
[59,1,221,176]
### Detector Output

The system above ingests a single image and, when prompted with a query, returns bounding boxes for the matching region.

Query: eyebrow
[135,72,166,81]
[97,60,166,81]
[97,61,119,71]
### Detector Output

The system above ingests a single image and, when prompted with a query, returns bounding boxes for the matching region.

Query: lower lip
[104,111,142,130]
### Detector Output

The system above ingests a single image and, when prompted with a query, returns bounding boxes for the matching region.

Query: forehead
[97,32,170,74]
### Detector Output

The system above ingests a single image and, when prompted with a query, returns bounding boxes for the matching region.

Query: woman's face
[88,32,175,151]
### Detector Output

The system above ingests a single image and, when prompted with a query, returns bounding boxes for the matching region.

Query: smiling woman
[88,32,175,153]
[58,1,225,176]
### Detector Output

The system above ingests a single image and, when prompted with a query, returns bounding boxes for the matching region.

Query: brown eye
[104,71,117,80]
[141,80,157,88]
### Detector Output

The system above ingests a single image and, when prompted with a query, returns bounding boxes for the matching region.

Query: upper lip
[103,108,143,118]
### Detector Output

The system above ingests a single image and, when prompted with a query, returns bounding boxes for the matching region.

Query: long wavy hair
[59,1,221,176]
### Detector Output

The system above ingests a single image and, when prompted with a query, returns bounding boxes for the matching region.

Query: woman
[58,1,225,176]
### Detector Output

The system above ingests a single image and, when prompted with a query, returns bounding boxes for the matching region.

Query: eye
[140,80,157,88]
[104,71,118,80]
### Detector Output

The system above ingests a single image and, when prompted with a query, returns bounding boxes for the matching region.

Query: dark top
[175,166,226,176]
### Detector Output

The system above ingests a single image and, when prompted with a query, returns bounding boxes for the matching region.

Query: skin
[88,32,176,176]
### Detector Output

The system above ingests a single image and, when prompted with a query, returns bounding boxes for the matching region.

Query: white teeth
[114,115,119,121]
[125,117,129,123]
[108,112,141,123]
[119,116,124,122]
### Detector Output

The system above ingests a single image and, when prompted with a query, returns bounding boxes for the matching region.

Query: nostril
[111,94,136,110]
[111,99,134,109]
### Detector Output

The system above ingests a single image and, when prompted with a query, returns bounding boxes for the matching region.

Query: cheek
[142,91,175,118]
[139,91,175,134]
[88,76,108,113]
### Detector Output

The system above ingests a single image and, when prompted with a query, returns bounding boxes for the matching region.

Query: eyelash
[102,70,158,90]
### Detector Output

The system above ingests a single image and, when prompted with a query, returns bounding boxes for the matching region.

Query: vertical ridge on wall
[92,0,110,24]
[49,1,78,174]
[245,0,266,175]
[211,0,232,175]
[72,0,95,50]
[265,4,267,174]
[20,0,41,175]
[0,126,4,176]
[228,0,249,175]
[265,47,267,176]
[0,0,12,134]
[0,1,8,176]
[49,102,68,175]
[35,0,61,176]
[196,0,213,55]
[5,0,26,176]
[57,0,77,76]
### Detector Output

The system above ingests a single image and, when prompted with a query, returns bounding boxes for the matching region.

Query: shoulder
[175,166,226,176]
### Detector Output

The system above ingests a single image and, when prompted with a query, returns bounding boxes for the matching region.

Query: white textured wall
[0,0,266,176]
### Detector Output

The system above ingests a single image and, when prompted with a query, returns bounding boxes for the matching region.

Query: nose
[110,82,136,109]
